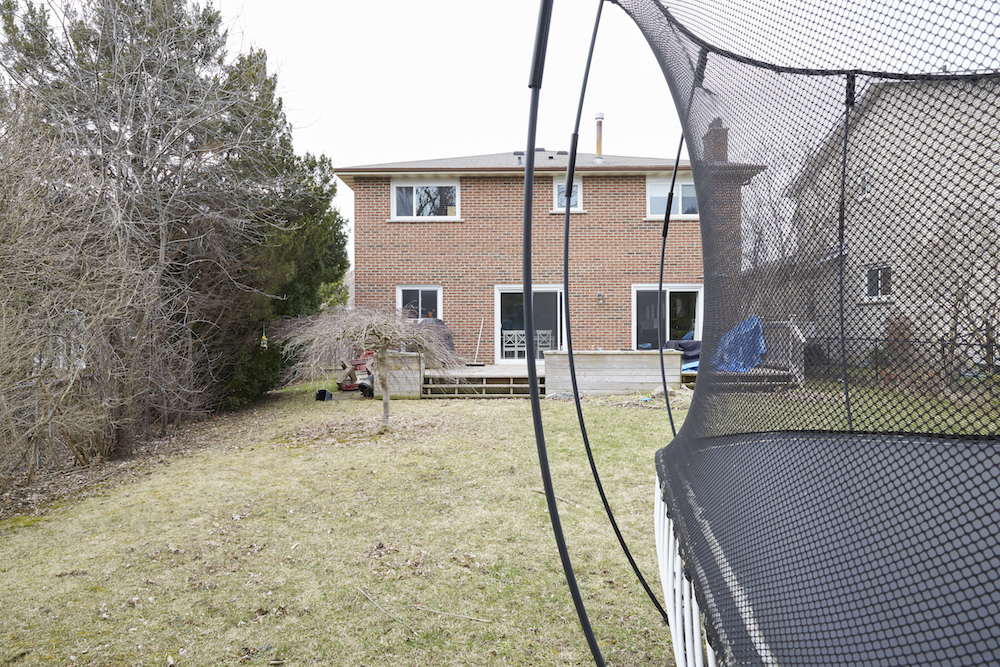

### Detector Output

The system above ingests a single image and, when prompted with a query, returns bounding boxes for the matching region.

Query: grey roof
[336,150,690,188]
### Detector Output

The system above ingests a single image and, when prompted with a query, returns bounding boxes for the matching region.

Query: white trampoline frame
[654,482,717,667]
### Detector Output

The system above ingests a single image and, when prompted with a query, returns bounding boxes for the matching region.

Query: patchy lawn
[0,385,686,666]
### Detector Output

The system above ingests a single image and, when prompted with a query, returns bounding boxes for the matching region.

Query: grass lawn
[705,376,999,436]
[0,385,684,666]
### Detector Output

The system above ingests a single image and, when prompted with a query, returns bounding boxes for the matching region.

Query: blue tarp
[710,316,767,373]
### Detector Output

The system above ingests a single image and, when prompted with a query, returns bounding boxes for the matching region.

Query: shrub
[222,344,284,409]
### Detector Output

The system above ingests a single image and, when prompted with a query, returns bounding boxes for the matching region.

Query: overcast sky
[214,0,685,262]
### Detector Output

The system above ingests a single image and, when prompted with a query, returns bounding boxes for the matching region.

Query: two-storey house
[338,147,708,366]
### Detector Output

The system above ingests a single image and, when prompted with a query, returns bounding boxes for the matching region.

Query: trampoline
[523,1,1000,665]
[657,431,1000,665]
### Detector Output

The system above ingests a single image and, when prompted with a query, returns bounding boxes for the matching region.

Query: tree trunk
[381,375,391,428]
[376,346,391,429]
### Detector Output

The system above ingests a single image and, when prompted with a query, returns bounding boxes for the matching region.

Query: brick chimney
[702,117,729,163]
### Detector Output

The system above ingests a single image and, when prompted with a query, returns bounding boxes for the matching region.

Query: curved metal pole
[562,0,671,625]
[523,2,605,665]
[658,134,686,437]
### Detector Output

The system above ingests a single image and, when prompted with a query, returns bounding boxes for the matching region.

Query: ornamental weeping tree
[278,306,460,429]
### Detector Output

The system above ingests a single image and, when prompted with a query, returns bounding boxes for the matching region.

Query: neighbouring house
[773,77,1000,374]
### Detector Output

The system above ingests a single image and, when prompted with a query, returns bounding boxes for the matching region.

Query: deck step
[422,374,544,398]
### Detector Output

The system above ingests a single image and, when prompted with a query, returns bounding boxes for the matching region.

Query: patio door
[496,285,563,362]
[632,283,704,348]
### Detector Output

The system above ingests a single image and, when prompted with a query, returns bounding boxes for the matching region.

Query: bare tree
[0,0,318,458]
[277,306,460,429]
[0,94,141,484]
[928,223,1000,377]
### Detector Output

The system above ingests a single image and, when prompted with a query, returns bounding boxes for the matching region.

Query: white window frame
[494,284,565,364]
[858,169,873,200]
[631,283,704,349]
[552,177,584,213]
[862,265,892,303]
[390,179,461,221]
[646,175,699,220]
[396,285,442,321]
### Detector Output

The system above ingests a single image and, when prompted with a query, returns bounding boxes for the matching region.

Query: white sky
[214,0,685,263]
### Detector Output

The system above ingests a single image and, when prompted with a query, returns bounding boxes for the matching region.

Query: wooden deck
[424,352,691,398]
[423,364,544,397]
[545,350,683,396]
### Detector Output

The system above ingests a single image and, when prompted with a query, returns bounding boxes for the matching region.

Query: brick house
[337,147,708,366]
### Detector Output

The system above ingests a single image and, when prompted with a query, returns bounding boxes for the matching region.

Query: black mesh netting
[613,0,1000,664]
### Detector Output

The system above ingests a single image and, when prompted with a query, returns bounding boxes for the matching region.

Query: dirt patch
[585,388,694,411]
[0,417,216,521]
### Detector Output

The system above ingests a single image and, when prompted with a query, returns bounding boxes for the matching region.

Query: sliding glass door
[633,283,703,348]
[496,285,563,362]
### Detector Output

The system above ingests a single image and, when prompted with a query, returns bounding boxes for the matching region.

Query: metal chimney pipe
[595,112,604,164]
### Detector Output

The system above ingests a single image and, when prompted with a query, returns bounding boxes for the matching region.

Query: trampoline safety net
[614,0,1000,664]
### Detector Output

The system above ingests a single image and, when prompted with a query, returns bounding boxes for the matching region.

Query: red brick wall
[352,173,703,360]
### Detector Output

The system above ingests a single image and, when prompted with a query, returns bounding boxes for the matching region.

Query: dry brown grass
[0,385,684,666]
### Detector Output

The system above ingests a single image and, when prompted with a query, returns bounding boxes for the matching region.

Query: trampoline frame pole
[656,481,719,667]
[836,73,856,431]
[524,2,605,665]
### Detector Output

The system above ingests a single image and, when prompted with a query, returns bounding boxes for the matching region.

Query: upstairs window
[553,178,582,212]
[392,181,459,219]
[859,170,873,199]
[866,266,891,301]
[647,178,698,218]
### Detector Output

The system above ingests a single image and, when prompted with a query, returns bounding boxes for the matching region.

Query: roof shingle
[336,150,690,187]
